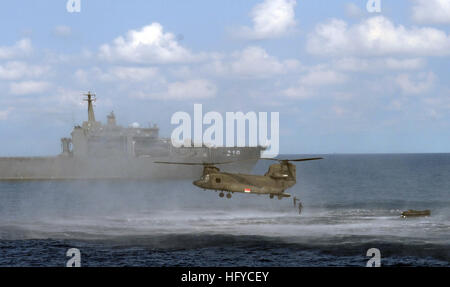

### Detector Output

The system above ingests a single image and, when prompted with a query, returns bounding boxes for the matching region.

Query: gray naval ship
[0,92,263,180]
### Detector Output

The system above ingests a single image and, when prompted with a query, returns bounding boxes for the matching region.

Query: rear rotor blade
[289,157,323,162]
[261,157,323,162]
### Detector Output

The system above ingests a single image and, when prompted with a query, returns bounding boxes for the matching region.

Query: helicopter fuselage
[193,170,295,198]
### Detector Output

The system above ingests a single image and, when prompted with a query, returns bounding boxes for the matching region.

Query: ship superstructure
[65,92,165,158]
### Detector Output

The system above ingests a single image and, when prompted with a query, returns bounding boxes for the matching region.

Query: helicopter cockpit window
[201,174,210,182]
[215,177,221,183]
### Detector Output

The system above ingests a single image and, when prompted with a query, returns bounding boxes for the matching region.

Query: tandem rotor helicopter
[155,157,323,200]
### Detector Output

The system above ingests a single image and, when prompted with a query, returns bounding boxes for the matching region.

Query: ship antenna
[83,91,96,122]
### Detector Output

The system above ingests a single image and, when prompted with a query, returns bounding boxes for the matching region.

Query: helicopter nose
[193,180,202,187]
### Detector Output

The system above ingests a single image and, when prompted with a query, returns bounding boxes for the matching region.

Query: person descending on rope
[298,201,303,215]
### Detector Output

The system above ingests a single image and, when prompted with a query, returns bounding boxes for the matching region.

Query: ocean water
[0,154,449,267]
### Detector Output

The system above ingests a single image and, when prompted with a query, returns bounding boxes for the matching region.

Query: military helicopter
[155,157,322,199]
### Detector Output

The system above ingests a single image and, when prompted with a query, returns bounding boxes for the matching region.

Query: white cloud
[383,58,425,70]
[333,57,425,72]
[387,99,405,111]
[0,107,13,120]
[74,66,163,86]
[206,46,299,78]
[332,106,347,117]
[109,66,159,81]
[395,72,436,94]
[281,68,347,99]
[74,69,89,85]
[345,3,364,18]
[99,23,200,64]
[307,16,450,56]
[9,81,51,95]
[299,69,347,86]
[239,0,297,39]
[281,65,351,100]
[282,85,311,99]
[168,66,193,78]
[0,61,49,80]
[134,79,216,100]
[0,39,32,59]
[422,94,450,118]
[53,87,88,107]
[412,0,450,24]
[99,66,159,82]
[333,92,355,101]
[231,46,298,76]
[53,25,72,37]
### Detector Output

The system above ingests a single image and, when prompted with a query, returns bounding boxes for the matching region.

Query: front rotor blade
[154,161,237,165]
[154,161,205,165]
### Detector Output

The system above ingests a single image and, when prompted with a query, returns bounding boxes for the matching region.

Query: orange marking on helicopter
[244,188,251,193]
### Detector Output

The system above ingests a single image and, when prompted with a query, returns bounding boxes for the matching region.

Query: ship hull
[0,156,258,180]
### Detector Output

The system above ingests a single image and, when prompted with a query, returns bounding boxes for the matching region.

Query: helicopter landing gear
[219,192,224,198]
[226,193,232,199]
[278,195,283,200]
[269,194,274,199]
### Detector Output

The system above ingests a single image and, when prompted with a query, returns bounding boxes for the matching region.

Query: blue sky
[0,0,450,155]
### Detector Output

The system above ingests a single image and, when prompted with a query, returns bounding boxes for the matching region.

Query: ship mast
[83,91,96,123]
